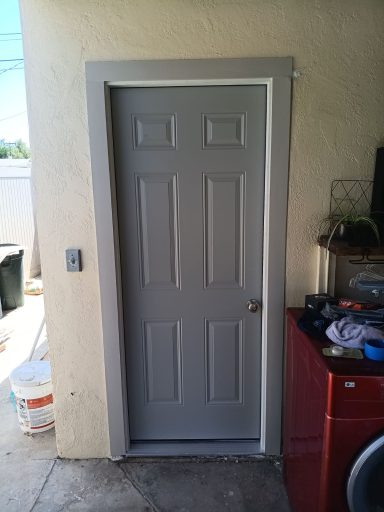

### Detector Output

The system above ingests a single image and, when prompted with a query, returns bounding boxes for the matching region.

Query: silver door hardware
[246,299,260,313]
[344,381,356,388]
[66,249,82,272]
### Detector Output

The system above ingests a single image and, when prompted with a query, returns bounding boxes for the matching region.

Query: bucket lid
[0,244,24,264]
[9,361,51,387]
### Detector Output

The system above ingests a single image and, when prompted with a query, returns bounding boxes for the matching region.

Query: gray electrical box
[66,249,82,272]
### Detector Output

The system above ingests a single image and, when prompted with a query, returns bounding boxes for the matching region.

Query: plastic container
[364,339,384,362]
[0,244,24,310]
[9,361,55,434]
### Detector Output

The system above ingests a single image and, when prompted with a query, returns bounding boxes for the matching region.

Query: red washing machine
[284,309,384,512]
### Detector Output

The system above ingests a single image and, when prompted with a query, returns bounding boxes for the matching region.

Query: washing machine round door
[347,434,384,512]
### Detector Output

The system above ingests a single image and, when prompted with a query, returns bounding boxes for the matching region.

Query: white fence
[0,159,40,279]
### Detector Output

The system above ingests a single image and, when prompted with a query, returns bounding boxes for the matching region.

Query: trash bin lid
[9,361,52,387]
[0,244,24,264]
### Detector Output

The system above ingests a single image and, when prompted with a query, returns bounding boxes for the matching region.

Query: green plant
[0,145,8,158]
[325,214,380,250]
[0,139,30,159]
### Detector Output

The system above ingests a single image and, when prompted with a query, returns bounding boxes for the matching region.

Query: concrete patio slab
[122,457,290,512]
[31,459,152,512]
[0,458,55,512]
[1,381,291,512]
[0,294,47,383]
[1,375,290,512]
[0,379,57,461]
[0,291,290,512]
[0,378,57,512]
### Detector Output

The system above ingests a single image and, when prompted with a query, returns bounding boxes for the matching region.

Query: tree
[0,139,30,159]
[0,145,8,158]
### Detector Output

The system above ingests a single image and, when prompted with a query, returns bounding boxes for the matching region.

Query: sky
[0,0,29,144]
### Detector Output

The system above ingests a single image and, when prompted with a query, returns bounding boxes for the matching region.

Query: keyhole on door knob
[246,299,260,313]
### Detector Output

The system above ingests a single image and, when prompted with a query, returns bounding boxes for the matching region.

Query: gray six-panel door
[111,85,266,440]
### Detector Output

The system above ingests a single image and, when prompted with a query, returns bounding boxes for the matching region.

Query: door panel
[111,85,266,440]
[142,319,182,404]
[136,173,180,289]
[205,318,243,405]
[204,172,245,289]
[133,114,177,150]
[202,112,246,149]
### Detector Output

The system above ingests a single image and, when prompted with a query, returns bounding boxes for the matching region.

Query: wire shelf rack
[329,180,373,220]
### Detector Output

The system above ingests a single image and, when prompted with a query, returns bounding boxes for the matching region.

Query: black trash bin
[0,244,24,310]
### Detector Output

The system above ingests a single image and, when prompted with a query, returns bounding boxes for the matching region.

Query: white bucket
[9,361,55,434]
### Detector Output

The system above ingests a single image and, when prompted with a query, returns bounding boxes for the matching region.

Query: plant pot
[341,223,379,247]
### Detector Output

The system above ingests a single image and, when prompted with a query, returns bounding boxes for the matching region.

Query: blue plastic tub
[365,339,384,361]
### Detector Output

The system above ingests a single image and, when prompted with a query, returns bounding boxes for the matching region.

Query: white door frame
[85,58,292,458]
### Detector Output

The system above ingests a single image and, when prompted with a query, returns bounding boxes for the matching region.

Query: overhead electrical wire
[0,33,26,124]
[0,61,24,75]
[0,111,26,123]
[0,66,24,73]
[0,33,27,130]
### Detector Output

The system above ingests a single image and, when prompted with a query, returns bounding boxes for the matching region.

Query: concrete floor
[0,296,291,511]
[1,383,290,512]
[0,293,47,383]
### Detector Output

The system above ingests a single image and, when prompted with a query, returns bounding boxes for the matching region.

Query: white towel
[326,317,384,349]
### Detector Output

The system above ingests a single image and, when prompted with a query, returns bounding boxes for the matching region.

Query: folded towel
[326,317,384,349]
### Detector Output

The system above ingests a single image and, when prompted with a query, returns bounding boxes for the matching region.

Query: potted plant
[323,214,381,249]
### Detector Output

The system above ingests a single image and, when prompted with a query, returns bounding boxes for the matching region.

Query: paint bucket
[9,361,55,434]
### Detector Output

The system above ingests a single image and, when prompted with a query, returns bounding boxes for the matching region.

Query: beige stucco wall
[19,0,384,458]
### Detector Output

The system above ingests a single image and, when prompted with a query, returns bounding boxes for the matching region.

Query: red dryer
[284,309,384,512]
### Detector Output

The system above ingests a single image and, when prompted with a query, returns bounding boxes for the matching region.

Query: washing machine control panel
[328,374,384,419]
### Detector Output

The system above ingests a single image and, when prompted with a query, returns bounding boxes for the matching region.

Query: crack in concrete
[118,463,160,512]
[54,494,83,512]
[53,481,92,512]
[29,459,56,512]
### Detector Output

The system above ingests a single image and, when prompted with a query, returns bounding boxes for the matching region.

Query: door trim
[85,58,292,458]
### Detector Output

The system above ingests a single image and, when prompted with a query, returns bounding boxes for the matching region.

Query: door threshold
[124,440,261,457]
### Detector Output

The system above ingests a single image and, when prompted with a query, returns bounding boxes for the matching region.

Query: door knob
[246,299,260,313]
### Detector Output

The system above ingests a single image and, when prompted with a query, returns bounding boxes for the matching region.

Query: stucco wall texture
[19,0,384,458]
